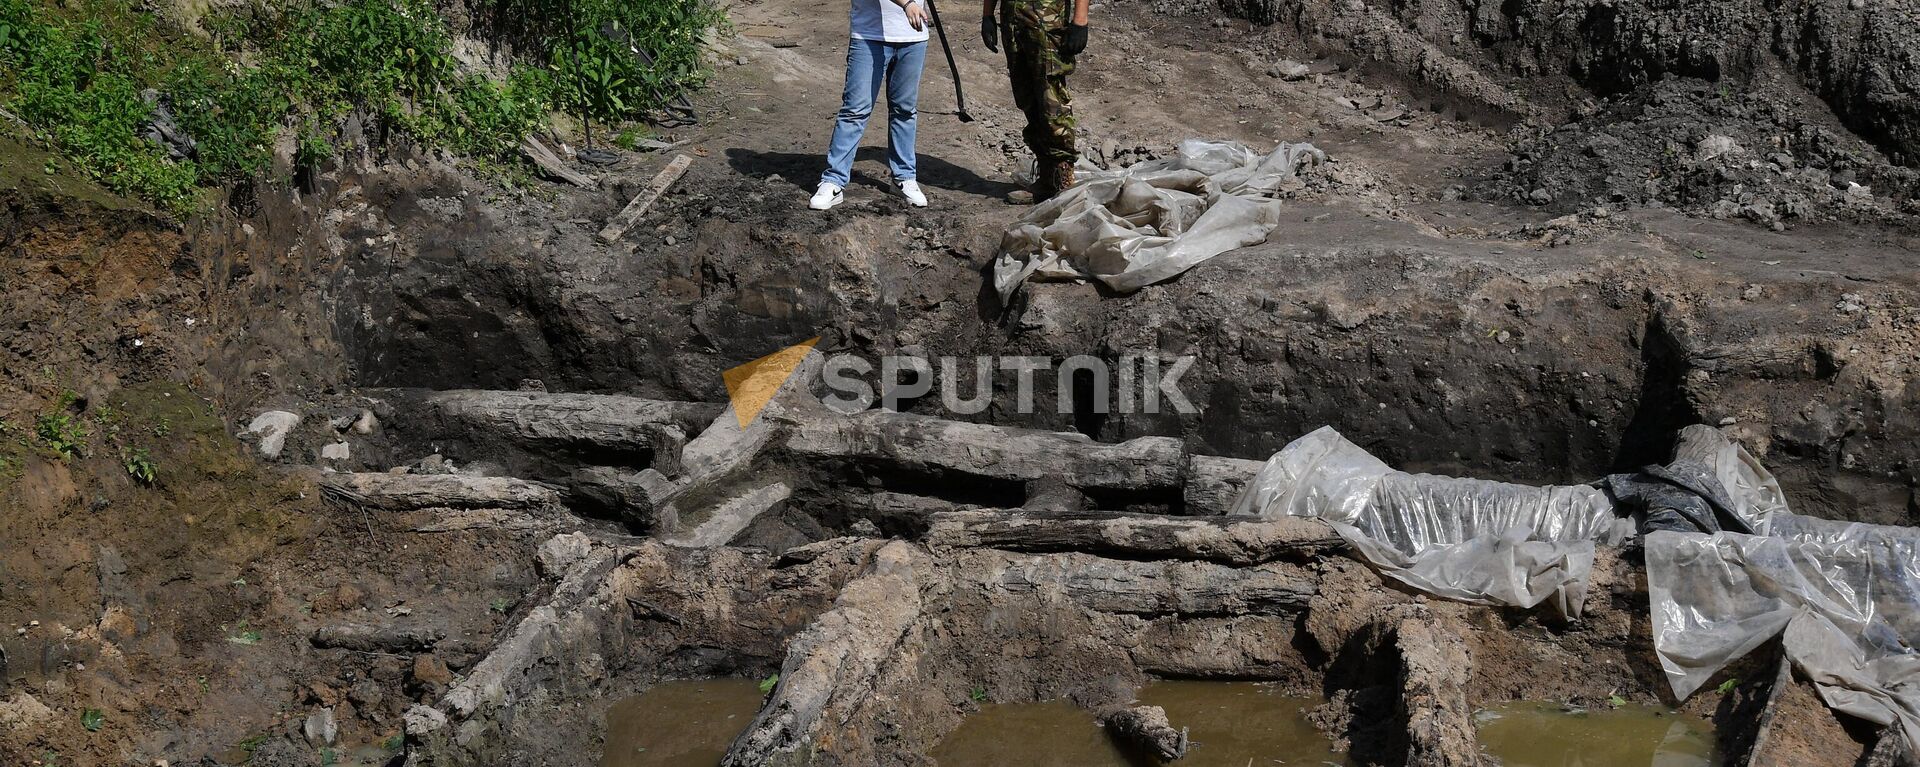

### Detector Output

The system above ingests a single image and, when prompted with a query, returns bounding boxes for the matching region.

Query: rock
[320,442,351,462]
[303,707,337,747]
[411,654,455,690]
[351,410,378,435]
[1527,188,1553,205]
[241,411,302,459]
[1836,293,1868,314]
[1695,134,1742,161]
[1267,59,1310,81]
[0,692,53,731]
[405,704,449,735]
[536,532,594,577]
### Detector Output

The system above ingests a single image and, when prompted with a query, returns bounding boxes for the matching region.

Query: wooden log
[989,553,1318,616]
[598,154,693,243]
[923,509,1344,566]
[1103,705,1189,762]
[1186,454,1264,515]
[783,410,1187,491]
[311,621,446,653]
[566,466,678,534]
[519,136,595,188]
[664,481,792,548]
[320,473,564,512]
[400,389,721,455]
[723,542,926,766]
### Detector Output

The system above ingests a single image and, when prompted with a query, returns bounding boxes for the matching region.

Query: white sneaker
[809,182,844,210]
[899,179,928,207]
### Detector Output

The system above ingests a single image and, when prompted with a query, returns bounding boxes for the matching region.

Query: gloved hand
[981,16,999,52]
[1060,22,1088,56]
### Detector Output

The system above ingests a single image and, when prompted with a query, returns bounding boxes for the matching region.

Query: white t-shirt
[849,0,929,43]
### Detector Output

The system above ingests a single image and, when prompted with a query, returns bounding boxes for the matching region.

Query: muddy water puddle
[931,680,1350,766]
[601,678,765,767]
[1474,701,1716,767]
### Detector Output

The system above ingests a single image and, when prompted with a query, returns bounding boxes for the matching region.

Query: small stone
[241,411,302,459]
[1718,416,1738,426]
[411,655,454,690]
[320,442,351,462]
[1695,134,1742,161]
[1527,188,1553,205]
[1266,59,1310,81]
[536,532,594,577]
[350,410,378,435]
[1836,293,1867,314]
[405,704,448,736]
[665,236,677,246]
[303,707,338,747]
[1741,284,1763,301]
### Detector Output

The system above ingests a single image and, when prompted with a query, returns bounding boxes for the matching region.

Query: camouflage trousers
[1000,0,1077,164]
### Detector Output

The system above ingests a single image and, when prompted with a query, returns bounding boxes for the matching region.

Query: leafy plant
[226,622,263,645]
[123,447,157,485]
[81,708,104,732]
[488,597,512,614]
[35,406,87,459]
[969,686,988,703]
[1606,693,1627,709]
[1715,678,1739,695]
[758,673,779,694]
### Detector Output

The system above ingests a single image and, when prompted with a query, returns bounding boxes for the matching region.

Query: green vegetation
[969,686,988,703]
[123,446,157,484]
[81,708,104,732]
[33,392,88,459]
[0,0,722,212]
[759,673,779,695]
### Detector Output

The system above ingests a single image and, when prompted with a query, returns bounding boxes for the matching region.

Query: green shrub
[0,0,723,211]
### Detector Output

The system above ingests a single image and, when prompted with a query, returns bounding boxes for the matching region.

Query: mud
[602,679,764,767]
[1474,701,1716,767]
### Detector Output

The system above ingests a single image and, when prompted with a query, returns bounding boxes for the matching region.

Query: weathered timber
[399,389,720,454]
[989,553,1318,616]
[598,154,693,243]
[922,509,1343,565]
[519,137,595,188]
[723,541,925,765]
[1186,454,1264,515]
[320,472,564,512]
[782,409,1186,491]
[1103,705,1189,762]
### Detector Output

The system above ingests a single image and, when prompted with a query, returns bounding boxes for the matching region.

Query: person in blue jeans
[810,0,932,210]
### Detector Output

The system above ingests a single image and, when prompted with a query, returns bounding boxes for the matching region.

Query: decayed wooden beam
[391,388,721,455]
[598,154,693,243]
[519,136,595,188]
[782,409,1187,491]
[988,553,1319,616]
[320,472,564,512]
[922,509,1343,566]
[1186,454,1264,515]
[723,542,926,766]
[1103,705,1189,762]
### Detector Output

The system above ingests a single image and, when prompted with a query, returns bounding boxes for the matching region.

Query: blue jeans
[821,38,927,187]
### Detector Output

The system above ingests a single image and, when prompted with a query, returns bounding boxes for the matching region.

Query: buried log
[723,541,927,766]
[320,472,565,512]
[922,509,1344,566]
[1184,454,1264,516]
[782,409,1187,491]
[389,388,721,456]
[1103,705,1189,762]
[989,552,1319,616]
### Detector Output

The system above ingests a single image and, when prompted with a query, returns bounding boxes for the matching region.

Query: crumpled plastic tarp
[1230,426,1626,616]
[1233,423,1920,742]
[1647,523,1920,748]
[991,139,1326,301]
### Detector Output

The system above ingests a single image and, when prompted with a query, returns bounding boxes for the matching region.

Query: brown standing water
[1473,701,1717,767]
[601,679,766,767]
[930,681,1349,766]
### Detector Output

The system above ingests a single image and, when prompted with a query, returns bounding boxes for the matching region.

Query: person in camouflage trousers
[981,0,1089,201]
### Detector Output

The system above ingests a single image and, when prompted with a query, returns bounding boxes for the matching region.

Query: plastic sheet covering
[1646,525,1920,747]
[1683,424,1791,534]
[991,140,1326,300]
[1232,427,1625,615]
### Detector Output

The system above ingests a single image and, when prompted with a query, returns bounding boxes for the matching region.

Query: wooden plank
[598,154,693,243]
[518,136,595,188]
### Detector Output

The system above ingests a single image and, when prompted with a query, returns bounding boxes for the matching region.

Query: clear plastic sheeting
[991,140,1326,301]
[1646,526,1920,748]
[1231,427,1625,616]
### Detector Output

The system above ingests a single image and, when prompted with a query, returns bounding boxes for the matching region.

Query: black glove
[981,16,999,52]
[1060,23,1088,56]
